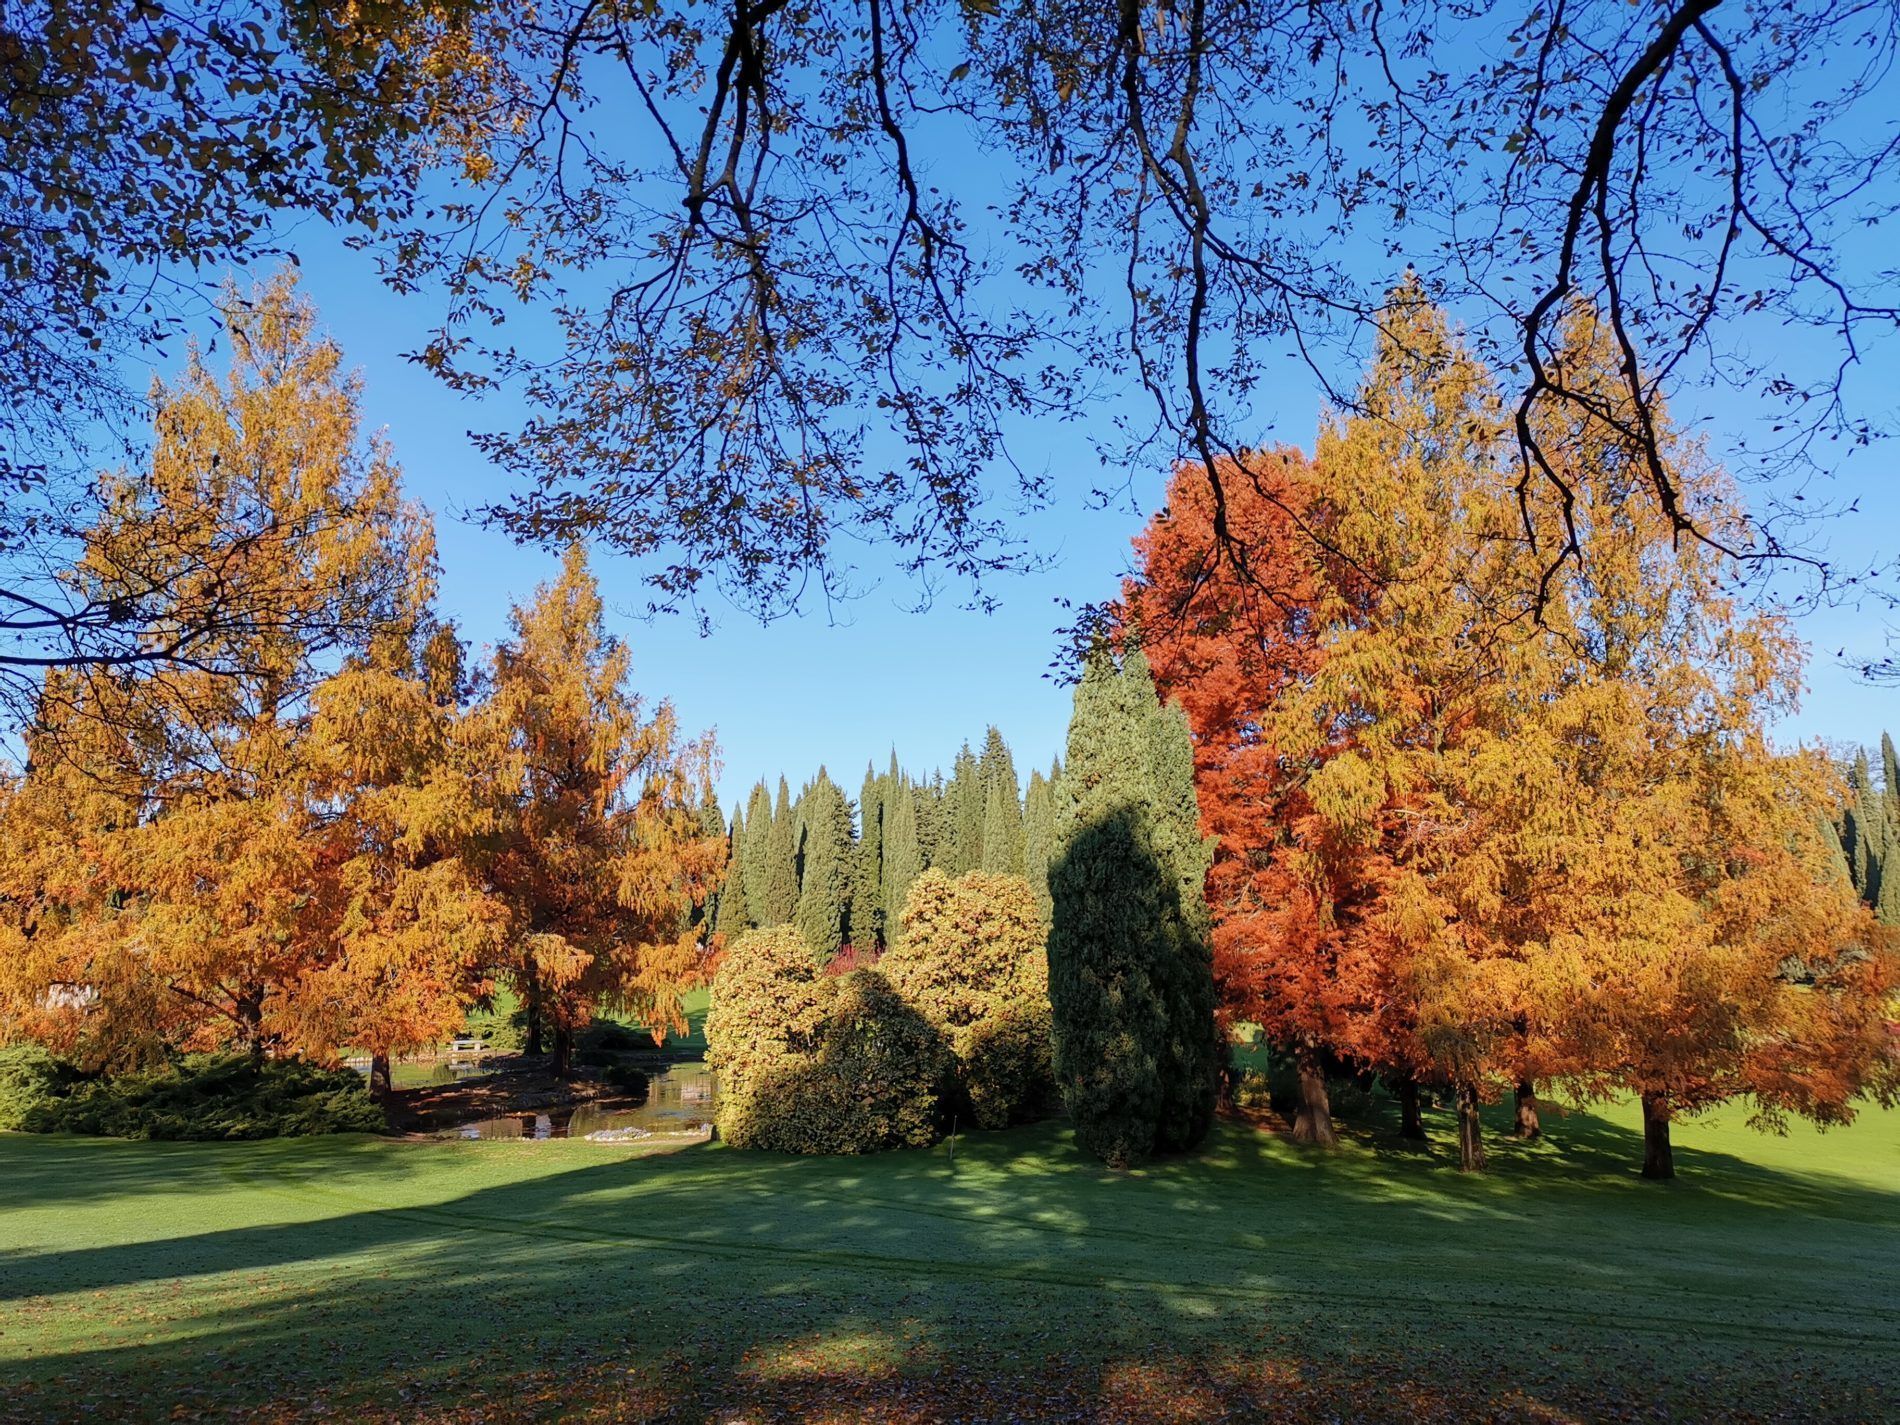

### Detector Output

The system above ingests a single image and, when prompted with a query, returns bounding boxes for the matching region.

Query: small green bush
[707,928,950,1153]
[0,1043,71,1130]
[0,1051,386,1139]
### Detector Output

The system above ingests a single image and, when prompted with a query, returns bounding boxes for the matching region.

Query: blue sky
[195,224,1897,810]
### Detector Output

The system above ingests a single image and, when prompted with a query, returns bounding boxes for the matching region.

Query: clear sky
[194,221,1896,810]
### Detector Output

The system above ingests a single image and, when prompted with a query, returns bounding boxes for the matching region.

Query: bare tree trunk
[368,1053,393,1098]
[1289,1045,1338,1147]
[1398,1076,1427,1141]
[1641,1090,1675,1180]
[1456,1082,1486,1173]
[1513,1079,1542,1139]
[551,1024,574,1080]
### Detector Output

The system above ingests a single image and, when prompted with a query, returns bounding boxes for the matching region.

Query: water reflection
[452,1063,717,1141]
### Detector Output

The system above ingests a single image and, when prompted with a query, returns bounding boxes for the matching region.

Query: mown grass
[1,1092,1894,1422]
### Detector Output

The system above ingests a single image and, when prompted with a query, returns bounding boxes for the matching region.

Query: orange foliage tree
[0,273,436,1064]
[464,544,726,1078]
[1126,285,1898,1175]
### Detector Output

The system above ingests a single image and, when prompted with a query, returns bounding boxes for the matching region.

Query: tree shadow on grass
[1,1108,1895,1422]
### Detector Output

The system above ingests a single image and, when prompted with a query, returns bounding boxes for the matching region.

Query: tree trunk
[524,978,545,1057]
[235,986,265,1066]
[1513,1079,1541,1139]
[1641,1090,1675,1180]
[551,1023,574,1080]
[1456,1082,1486,1173]
[368,1053,393,1098]
[1289,1046,1338,1147]
[1398,1076,1427,1141]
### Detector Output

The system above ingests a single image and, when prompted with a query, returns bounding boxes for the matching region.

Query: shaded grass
[0,1094,1894,1422]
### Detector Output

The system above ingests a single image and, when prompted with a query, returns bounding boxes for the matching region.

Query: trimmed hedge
[0,1045,386,1139]
[706,927,950,1153]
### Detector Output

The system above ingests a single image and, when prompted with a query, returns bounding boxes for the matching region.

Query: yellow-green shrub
[880,869,1055,1129]
[706,927,949,1153]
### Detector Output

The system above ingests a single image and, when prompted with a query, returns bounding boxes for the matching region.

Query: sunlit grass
[1,1093,1893,1421]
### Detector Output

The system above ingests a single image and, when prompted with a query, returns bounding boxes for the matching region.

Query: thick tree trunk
[1289,1046,1338,1147]
[1641,1091,1675,1180]
[1398,1076,1427,1141]
[1456,1082,1486,1173]
[551,1024,574,1080]
[368,1053,393,1098]
[1513,1079,1542,1139]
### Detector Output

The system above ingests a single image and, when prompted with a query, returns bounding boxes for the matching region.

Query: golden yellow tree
[467,544,725,1077]
[0,272,438,1063]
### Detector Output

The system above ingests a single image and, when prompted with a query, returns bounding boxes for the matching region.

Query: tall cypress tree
[915,773,946,869]
[759,776,800,925]
[693,786,728,930]
[741,780,776,925]
[1846,750,1887,905]
[1884,732,1900,826]
[883,776,924,933]
[852,760,888,949]
[1048,649,1220,1166]
[714,802,753,937]
[976,726,1025,873]
[945,742,984,872]
[1022,763,1057,927]
[793,768,856,958]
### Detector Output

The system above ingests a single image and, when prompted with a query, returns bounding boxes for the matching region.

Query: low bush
[0,1049,386,1139]
[707,927,950,1153]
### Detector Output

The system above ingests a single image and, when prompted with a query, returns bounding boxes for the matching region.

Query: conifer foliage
[1047,650,1221,1167]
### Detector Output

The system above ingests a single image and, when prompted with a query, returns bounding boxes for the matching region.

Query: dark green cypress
[714,802,753,936]
[1023,762,1058,927]
[945,742,984,872]
[852,760,888,950]
[692,786,727,930]
[740,780,777,924]
[915,773,946,869]
[793,768,856,958]
[976,727,1025,873]
[759,776,800,925]
[1048,648,1220,1166]
[883,776,924,931]
[1846,750,1887,905]
[1882,821,1900,928]
[1884,732,1900,826]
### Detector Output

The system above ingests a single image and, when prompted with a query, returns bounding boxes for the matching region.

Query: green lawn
[2,1095,1895,1422]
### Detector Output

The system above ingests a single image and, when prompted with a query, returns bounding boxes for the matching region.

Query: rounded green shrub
[706,927,949,1153]
[880,869,1055,1129]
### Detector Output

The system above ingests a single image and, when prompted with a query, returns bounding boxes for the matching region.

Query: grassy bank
[1,1094,1894,1422]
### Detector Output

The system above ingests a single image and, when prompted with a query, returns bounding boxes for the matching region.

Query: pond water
[449,1062,717,1142]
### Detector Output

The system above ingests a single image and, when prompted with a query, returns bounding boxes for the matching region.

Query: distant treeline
[1827,733,1900,926]
[709,729,1062,957]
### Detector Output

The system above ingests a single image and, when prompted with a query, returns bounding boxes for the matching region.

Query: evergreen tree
[741,780,777,924]
[1047,649,1221,1166]
[692,785,727,930]
[793,769,856,958]
[976,726,1025,873]
[852,760,887,949]
[945,743,984,872]
[759,776,800,924]
[884,777,924,932]
[1846,750,1888,905]
[1885,732,1900,826]
[915,774,946,869]
[1022,761,1059,927]
[715,802,752,936]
